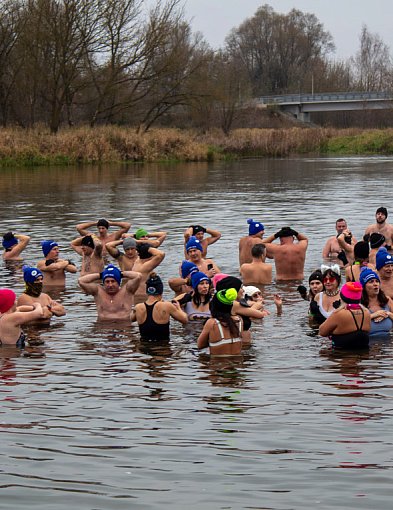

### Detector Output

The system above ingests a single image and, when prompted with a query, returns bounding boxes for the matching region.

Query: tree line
[0,1,392,133]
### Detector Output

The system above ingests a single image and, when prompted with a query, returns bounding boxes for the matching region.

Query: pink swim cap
[212,273,229,289]
[0,288,16,313]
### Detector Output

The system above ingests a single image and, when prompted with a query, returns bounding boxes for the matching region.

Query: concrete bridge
[258,91,393,122]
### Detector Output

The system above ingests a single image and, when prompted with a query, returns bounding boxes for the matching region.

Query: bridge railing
[259,91,392,104]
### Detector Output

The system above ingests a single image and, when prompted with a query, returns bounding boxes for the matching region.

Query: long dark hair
[210,296,239,337]
[361,286,388,308]
[192,283,212,307]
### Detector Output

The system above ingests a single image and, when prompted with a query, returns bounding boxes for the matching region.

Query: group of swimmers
[1,207,393,353]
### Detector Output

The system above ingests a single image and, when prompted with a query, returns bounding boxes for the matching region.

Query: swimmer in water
[173,271,212,321]
[37,240,77,287]
[2,231,31,261]
[184,224,221,258]
[238,218,265,266]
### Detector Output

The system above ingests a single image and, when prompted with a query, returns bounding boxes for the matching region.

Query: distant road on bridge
[258,91,393,122]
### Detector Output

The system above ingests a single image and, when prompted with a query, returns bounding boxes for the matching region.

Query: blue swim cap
[23,266,43,283]
[2,232,18,249]
[181,260,198,279]
[186,236,203,253]
[359,267,380,287]
[247,218,264,235]
[376,247,393,270]
[41,240,58,257]
[190,271,210,290]
[101,264,122,285]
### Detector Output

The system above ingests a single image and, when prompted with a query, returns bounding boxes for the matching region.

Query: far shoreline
[1,126,393,167]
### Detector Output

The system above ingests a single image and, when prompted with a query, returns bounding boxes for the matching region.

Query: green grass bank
[1,126,393,166]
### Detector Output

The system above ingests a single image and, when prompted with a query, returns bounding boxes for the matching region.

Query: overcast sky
[182,0,393,60]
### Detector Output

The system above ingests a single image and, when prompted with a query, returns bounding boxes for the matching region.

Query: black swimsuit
[139,302,170,341]
[331,309,369,350]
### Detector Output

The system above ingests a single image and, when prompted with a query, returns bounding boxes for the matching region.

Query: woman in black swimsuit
[319,282,371,350]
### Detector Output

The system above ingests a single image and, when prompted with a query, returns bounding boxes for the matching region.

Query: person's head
[359,267,387,307]
[335,218,347,235]
[136,243,152,260]
[191,271,211,305]
[81,235,95,255]
[251,243,266,260]
[96,218,109,235]
[376,207,388,224]
[243,285,263,302]
[135,228,148,240]
[308,270,324,297]
[0,288,16,314]
[123,237,137,258]
[216,275,243,300]
[101,264,122,294]
[276,227,297,245]
[41,240,59,259]
[23,266,43,297]
[181,260,198,279]
[210,287,239,337]
[146,272,163,296]
[247,218,264,237]
[2,232,18,251]
[369,232,385,250]
[192,225,205,241]
[185,236,203,262]
[354,241,370,263]
[212,273,229,289]
[340,281,363,304]
[376,247,393,277]
[321,265,341,291]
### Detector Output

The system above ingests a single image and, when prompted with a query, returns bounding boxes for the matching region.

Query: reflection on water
[1,157,393,509]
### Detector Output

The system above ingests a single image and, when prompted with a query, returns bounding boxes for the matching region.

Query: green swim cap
[135,228,148,240]
[217,288,237,305]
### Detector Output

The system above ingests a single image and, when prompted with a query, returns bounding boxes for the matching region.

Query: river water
[1,157,393,509]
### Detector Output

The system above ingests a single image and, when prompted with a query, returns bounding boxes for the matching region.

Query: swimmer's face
[98,226,108,235]
[187,248,201,262]
[365,278,380,295]
[35,276,43,283]
[124,247,136,258]
[197,280,210,295]
[47,246,59,259]
[323,272,339,290]
[379,264,393,278]
[309,280,323,295]
[250,291,263,302]
[335,221,347,234]
[195,231,204,241]
[376,212,386,224]
[81,245,93,256]
[103,277,119,294]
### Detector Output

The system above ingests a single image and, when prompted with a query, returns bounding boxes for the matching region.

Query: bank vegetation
[1,126,393,165]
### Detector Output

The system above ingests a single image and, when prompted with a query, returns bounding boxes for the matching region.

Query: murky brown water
[1,157,393,509]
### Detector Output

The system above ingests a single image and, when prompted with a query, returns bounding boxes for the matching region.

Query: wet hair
[335,218,346,225]
[361,284,388,308]
[322,268,341,286]
[210,295,239,338]
[251,243,266,258]
[354,241,369,262]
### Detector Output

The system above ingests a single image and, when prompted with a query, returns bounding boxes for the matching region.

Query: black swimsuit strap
[349,308,364,331]
[350,265,355,281]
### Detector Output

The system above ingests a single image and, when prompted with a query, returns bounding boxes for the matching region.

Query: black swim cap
[97,218,109,229]
[376,207,388,218]
[81,235,94,249]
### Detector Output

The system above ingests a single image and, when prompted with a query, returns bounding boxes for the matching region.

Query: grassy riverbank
[1,126,393,166]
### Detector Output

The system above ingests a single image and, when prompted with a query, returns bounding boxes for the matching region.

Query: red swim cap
[0,288,16,313]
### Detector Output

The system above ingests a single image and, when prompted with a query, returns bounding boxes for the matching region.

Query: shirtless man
[2,232,30,260]
[376,248,393,298]
[238,218,265,266]
[322,219,356,265]
[37,240,78,286]
[106,237,138,271]
[262,227,308,281]
[70,235,104,276]
[184,224,221,258]
[17,266,66,324]
[76,218,131,254]
[78,264,142,321]
[184,236,220,275]
[365,207,393,249]
[168,260,198,296]
[240,243,272,285]
[133,228,167,248]
[132,244,165,301]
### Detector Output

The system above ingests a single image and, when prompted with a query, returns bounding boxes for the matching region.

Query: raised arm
[123,271,142,294]
[146,231,167,247]
[76,221,96,236]
[78,272,100,295]
[105,239,123,259]
[168,301,188,324]
[108,220,131,240]
[70,236,84,255]
[140,247,165,273]
[9,234,30,256]
[205,227,221,246]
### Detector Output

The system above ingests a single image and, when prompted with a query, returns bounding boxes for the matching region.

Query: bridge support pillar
[297,111,310,123]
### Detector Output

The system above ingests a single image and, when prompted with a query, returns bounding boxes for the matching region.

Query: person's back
[263,227,308,280]
[238,219,265,266]
[240,243,272,284]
